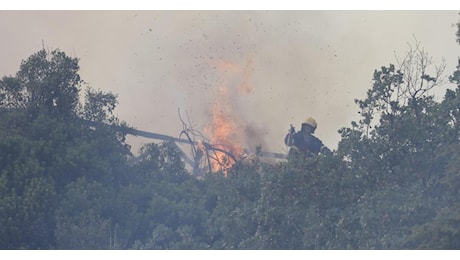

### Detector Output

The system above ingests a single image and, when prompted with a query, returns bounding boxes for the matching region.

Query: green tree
[0,49,81,118]
[202,164,262,249]
[55,178,112,249]
[0,49,131,249]
[128,142,209,249]
[82,87,119,124]
[336,39,453,249]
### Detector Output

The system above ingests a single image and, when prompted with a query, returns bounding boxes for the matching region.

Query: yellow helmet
[303,117,317,129]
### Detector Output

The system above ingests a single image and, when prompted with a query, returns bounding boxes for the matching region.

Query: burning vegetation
[177,58,265,176]
[202,58,257,175]
[203,87,244,173]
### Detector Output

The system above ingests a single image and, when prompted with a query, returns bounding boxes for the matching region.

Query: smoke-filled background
[1,10,459,154]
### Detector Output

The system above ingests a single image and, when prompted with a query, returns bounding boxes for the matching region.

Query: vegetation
[1,20,460,249]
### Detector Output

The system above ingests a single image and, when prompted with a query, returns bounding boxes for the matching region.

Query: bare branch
[395,36,446,100]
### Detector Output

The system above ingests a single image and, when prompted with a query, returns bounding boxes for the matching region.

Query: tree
[55,178,112,249]
[4,26,460,249]
[0,49,81,118]
[82,87,119,124]
[336,38,457,249]
[0,49,131,249]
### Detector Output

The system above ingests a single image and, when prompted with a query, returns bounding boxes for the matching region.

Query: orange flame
[204,92,244,174]
[203,58,254,175]
[196,140,206,153]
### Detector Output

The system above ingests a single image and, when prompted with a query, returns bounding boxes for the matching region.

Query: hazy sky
[1,10,459,154]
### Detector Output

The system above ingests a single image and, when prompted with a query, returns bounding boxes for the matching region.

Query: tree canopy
[1,19,460,249]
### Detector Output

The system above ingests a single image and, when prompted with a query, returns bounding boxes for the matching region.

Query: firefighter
[284,117,327,160]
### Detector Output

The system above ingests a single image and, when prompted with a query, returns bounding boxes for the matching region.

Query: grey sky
[1,11,459,154]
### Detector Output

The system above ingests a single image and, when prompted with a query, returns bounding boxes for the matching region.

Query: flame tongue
[204,87,244,174]
[203,59,253,174]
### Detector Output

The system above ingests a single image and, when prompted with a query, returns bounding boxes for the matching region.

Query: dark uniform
[292,131,324,158]
[284,117,326,161]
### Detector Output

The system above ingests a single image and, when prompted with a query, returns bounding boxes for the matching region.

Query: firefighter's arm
[284,125,295,146]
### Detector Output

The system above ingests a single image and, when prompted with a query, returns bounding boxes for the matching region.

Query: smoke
[202,57,267,154]
[1,11,459,155]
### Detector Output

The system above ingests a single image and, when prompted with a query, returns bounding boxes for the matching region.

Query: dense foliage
[2,25,460,249]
